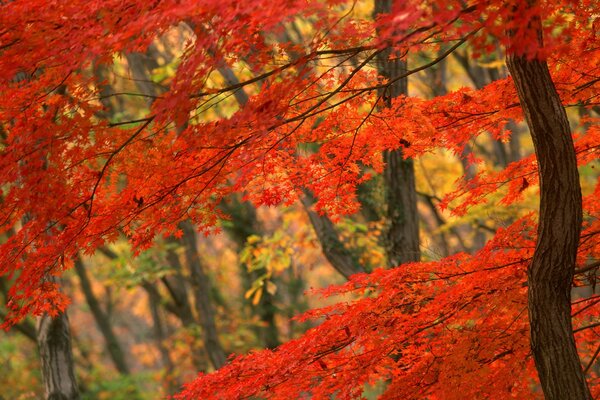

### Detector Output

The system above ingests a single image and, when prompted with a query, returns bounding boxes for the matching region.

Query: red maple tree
[1,0,599,398]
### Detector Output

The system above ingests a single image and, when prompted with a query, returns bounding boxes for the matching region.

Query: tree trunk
[374,0,420,266]
[180,221,228,369]
[144,283,179,394]
[37,305,80,400]
[74,257,130,375]
[505,6,591,399]
[300,191,364,279]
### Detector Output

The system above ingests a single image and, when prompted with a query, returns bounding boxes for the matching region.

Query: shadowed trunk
[161,241,210,371]
[37,299,80,400]
[506,5,591,399]
[375,0,420,266]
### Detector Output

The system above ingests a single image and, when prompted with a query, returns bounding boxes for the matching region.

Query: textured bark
[74,257,130,375]
[180,221,228,369]
[37,306,80,400]
[300,192,364,279]
[506,8,591,399]
[383,150,420,265]
[375,0,420,266]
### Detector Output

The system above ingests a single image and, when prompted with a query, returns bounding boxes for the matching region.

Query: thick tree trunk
[383,151,419,265]
[505,7,591,399]
[374,0,420,266]
[37,306,80,400]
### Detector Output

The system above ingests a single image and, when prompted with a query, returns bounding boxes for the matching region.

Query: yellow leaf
[247,234,262,244]
[252,287,263,305]
[476,60,505,69]
[244,287,254,299]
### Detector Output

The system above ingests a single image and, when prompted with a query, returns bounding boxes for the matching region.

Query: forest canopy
[0,0,599,399]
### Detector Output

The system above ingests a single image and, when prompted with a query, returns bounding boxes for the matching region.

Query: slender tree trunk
[374,0,420,266]
[300,192,364,279]
[74,257,130,375]
[37,298,80,400]
[505,5,591,399]
[163,246,196,327]
[144,284,179,395]
[180,221,227,369]
[162,242,209,371]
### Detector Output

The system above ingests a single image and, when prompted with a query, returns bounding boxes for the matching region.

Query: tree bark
[505,6,591,399]
[37,302,80,400]
[374,0,420,266]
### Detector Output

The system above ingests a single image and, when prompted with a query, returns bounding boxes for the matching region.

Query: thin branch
[574,321,600,334]
[584,343,600,374]
[575,261,600,275]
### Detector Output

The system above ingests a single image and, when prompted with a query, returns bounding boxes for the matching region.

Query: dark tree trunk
[37,304,80,400]
[162,246,196,327]
[383,150,419,265]
[505,7,591,399]
[374,0,420,266]
[74,257,130,375]
[162,242,210,371]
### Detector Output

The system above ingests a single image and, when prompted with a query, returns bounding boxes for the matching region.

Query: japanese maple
[1,0,599,399]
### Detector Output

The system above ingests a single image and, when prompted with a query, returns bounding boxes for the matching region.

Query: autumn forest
[1,0,599,399]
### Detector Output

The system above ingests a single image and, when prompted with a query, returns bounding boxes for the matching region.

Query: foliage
[0,0,599,398]
[0,335,41,399]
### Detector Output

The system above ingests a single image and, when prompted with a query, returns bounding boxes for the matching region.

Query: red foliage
[1,0,599,398]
